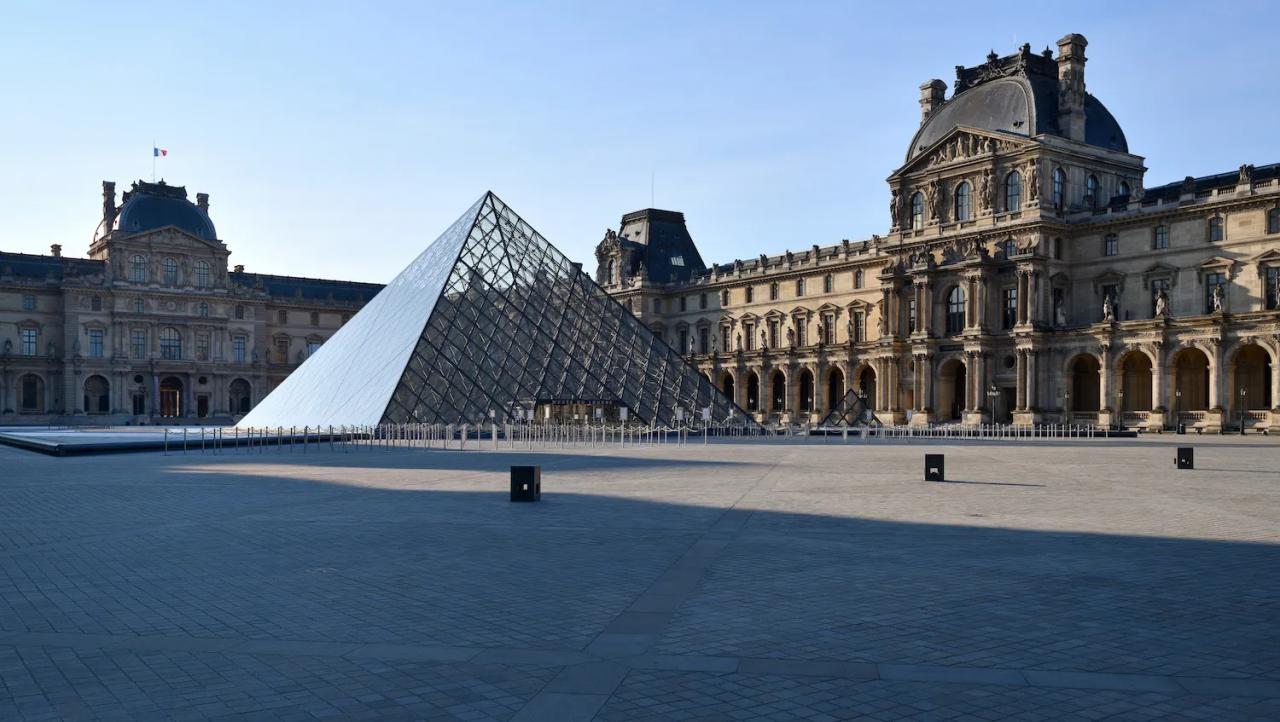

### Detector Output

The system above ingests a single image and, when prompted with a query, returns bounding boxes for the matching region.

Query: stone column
[1151,346,1166,413]
[1027,349,1038,411]
[1209,342,1223,410]
[152,374,160,416]
[1015,350,1027,410]
[922,355,933,413]
[1029,272,1040,327]
[1099,346,1113,410]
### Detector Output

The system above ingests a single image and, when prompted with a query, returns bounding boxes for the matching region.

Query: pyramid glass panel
[240,192,752,428]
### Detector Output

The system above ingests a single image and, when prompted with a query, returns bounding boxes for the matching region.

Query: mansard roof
[228,271,384,303]
[1140,163,1280,204]
[0,251,104,281]
[908,44,1127,162]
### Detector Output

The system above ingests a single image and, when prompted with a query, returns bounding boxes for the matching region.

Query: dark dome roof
[97,181,218,242]
[906,49,1128,162]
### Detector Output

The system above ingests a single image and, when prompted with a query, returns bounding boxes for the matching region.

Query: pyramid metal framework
[239,192,751,428]
[819,389,878,427]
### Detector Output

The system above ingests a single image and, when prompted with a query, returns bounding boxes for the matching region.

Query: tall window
[22,294,35,311]
[769,282,779,301]
[852,311,865,342]
[768,320,779,348]
[679,296,687,312]
[1051,167,1065,208]
[954,181,971,221]
[233,335,247,363]
[906,298,917,334]
[854,269,864,289]
[699,293,707,310]
[1150,278,1171,316]
[720,326,730,352]
[1005,171,1022,211]
[1269,208,1280,234]
[1153,224,1169,250]
[276,337,290,362]
[698,327,709,353]
[721,289,729,306]
[88,329,104,358]
[1208,216,1224,242]
[910,192,924,229]
[744,287,753,303]
[1266,267,1280,310]
[310,311,320,326]
[307,341,322,357]
[234,304,245,319]
[821,314,835,344]
[129,255,147,282]
[1002,287,1018,329]
[134,298,145,313]
[744,322,755,351]
[1119,181,1131,198]
[90,296,102,311]
[678,328,689,353]
[795,278,805,297]
[946,287,966,334]
[606,259,616,284]
[162,258,178,285]
[653,298,662,313]
[1104,233,1118,257]
[131,329,146,359]
[795,321,807,347]
[21,328,37,356]
[196,333,210,361]
[278,309,288,324]
[1204,272,1226,313]
[194,261,210,287]
[159,327,182,360]
[1053,237,1063,260]
[823,273,833,294]
[199,302,209,317]
[1084,175,1099,209]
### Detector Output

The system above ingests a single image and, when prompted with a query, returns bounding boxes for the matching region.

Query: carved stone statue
[846,317,854,343]
[760,328,768,350]
[1102,294,1115,323]
[877,307,888,335]
[710,334,718,353]
[889,189,900,229]
[1239,163,1254,184]
[687,336,696,355]
[736,332,742,351]
[1028,162,1040,201]
[1211,284,1225,313]
[816,324,825,345]
[787,326,796,348]
[1154,289,1170,318]
[1055,302,1067,328]
[2,338,11,355]
[979,169,993,212]
[925,180,941,222]
[47,341,57,358]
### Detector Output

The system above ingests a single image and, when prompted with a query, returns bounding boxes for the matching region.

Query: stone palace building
[0,180,382,424]
[596,34,1280,433]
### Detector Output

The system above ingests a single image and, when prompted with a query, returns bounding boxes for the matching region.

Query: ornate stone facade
[0,180,382,423]
[598,34,1280,433]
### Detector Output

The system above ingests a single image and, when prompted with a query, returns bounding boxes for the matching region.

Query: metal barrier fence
[160,421,1108,455]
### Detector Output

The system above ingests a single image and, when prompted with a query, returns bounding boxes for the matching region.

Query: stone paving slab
[0,435,1277,719]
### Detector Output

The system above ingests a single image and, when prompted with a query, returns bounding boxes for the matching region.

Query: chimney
[101,181,117,232]
[1056,33,1088,142]
[233,264,244,273]
[50,244,62,257]
[919,79,947,124]
[196,192,209,213]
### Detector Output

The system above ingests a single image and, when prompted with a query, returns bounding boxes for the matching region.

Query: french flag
[153,147,168,157]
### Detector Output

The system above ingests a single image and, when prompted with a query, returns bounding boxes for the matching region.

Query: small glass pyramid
[240,192,747,427]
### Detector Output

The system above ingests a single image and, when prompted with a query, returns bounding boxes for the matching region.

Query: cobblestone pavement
[0,434,1277,720]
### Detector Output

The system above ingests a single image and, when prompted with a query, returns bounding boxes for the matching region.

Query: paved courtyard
[0,434,1278,721]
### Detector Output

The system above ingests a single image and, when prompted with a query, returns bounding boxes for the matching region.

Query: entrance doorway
[160,377,183,417]
[197,394,210,419]
[938,359,967,420]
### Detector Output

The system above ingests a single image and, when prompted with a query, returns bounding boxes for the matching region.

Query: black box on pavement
[511,465,541,501]
[1176,447,1194,470]
[924,454,945,482]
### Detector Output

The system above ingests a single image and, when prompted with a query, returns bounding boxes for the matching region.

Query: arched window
[854,269,864,289]
[946,286,966,334]
[1085,175,1099,209]
[129,255,147,283]
[159,327,182,360]
[823,273,833,294]
[769,282,779,301]
[909,192,924,229]
[162,258,178,285]
[1119,181,1131,198]
[606,259,616,284]
[1208,216,1224,242]
[194,260,210,287]
[954,182,971,221]
[1004,171,1022,212]
[721,289,729,306]
[1268,208,1280,235]
[1153,224,1169,250]
[1051,167,1065,208]
[795,278,805,297]
[229,379,252,415]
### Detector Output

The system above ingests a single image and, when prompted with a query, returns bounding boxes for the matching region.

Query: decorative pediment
[737,312,760,323]
[897,127,1032,176]
[1249,248,1280,267]
[1091,270,1127,294]
[1197,256,1236,281]
[1141,263,1179,289]
[815,302,842,314]
[846,299,874,311]
[718,314,736,327]
[788,306,812,318]
[763,309,787,320]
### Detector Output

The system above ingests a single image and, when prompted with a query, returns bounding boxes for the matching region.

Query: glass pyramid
[239,192,749,428]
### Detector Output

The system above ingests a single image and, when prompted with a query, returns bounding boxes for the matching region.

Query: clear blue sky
[2,1,1277,283]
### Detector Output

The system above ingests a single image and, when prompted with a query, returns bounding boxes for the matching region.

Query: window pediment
[1091,270,1127,294]
[1197,256,1235,281]
[1141,263,1179,289]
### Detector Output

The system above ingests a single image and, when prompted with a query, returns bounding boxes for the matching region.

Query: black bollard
[510,465,542,502]
[1176,447,1194,470]
[924,454,945,482]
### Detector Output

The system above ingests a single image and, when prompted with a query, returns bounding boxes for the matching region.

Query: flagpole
[152,140,156,182]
